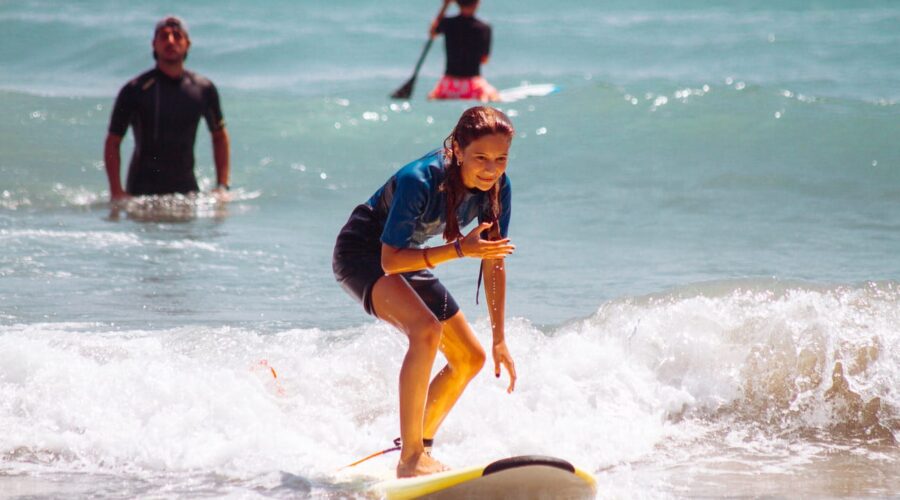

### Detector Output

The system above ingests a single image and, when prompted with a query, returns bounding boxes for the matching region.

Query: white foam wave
[0,229,143,249]
[1,281,897,489]
[582,281,899,434]
[0,229,222,253]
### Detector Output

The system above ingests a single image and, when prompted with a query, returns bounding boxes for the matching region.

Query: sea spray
[2,281,896,488]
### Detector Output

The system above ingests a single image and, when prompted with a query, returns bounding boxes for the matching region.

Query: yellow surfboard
[372,455,597,500]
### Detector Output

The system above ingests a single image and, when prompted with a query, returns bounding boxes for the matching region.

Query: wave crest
[581,280,899,444]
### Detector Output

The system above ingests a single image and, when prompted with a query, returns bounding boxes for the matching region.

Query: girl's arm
[484,257,516,393]
[381,239,462,275]
[381,221,514,275]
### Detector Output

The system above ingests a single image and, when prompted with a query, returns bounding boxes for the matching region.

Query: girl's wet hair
[441,106,514,242]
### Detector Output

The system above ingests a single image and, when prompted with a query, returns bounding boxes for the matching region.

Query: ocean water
[1,0,899,498]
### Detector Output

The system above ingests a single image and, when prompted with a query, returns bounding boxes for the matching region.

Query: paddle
[390,1,451,99]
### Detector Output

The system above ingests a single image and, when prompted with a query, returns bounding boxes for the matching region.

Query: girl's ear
[452,139,462,161]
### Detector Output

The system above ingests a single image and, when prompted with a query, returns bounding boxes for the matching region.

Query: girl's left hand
[492,341,517,393]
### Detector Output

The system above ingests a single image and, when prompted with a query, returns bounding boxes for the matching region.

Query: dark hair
[441,106,514,242]
[457,0,479,7]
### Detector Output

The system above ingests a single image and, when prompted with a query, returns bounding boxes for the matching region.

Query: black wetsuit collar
[154,66,186,83]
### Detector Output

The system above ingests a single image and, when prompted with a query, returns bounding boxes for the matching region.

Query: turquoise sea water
[1,1,899,498]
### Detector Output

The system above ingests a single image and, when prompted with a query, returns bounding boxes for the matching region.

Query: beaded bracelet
[453,239,465,258]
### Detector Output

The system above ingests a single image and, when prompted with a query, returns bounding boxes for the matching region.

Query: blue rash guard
[367,149,511,248]
[332,148,511,320]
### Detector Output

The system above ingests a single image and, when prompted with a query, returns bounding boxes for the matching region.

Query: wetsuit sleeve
[381,169,430,248]
[203,82,226,132]
[479,174,511,238]
[483,24,492,58]
[108,83,135,137]
[436,16,448,34]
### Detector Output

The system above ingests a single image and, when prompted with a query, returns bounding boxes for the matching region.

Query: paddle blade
[391,76,416,99]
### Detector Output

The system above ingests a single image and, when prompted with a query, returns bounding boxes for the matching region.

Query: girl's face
[455,133,511,191]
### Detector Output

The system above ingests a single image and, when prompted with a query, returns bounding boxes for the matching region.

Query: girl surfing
[332,106,517,478]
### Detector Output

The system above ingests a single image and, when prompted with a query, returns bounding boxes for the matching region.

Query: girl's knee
[468,348,486,377]
[471,347,487,373]
[408,318,443,350]
[455,345,486,379]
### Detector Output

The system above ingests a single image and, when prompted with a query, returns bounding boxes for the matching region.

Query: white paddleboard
[372,455,596,500]
[498,83,560,103]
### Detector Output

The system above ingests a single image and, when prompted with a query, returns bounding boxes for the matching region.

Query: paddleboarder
[428,0,500,102]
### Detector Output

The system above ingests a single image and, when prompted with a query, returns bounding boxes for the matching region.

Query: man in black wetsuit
[104,16,230,200]
[428,0,499,102]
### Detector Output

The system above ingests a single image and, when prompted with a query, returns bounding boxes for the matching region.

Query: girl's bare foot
[396,451,450,478]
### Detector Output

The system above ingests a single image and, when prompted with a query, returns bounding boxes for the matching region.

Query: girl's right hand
[460,222,515,259]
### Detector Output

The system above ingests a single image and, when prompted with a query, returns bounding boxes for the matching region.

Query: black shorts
[332,204,460,321]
